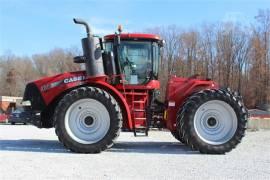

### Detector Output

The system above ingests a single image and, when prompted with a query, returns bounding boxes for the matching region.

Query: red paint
[30,69,219,131]
[0,113,8,123]
[33,71,88,105]
[32,71,133,129]
[122,89,149,129]
[115,80,160,90]
[88,81,133,130]
[114,80,160,129]
[165,75,218,131]
[104,33,161,41]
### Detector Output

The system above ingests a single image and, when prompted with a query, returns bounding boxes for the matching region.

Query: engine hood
[23,71,87,111]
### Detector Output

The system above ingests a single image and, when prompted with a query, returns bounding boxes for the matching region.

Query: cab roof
[104,33,161,41]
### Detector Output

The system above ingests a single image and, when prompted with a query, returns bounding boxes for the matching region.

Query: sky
[0,0,269,56]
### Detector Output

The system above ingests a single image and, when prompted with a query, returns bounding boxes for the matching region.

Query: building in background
[0,96,22,113]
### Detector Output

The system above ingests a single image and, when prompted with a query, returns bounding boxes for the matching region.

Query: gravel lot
[0,125,270,180]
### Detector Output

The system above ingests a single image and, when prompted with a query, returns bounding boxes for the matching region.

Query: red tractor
[20,19,248,154]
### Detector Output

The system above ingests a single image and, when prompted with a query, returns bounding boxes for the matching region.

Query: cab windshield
[105,41,160,84]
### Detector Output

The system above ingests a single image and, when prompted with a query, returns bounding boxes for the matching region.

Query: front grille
[23,83,46,111]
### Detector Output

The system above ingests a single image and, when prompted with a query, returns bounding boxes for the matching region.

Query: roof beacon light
[117,25,122,33]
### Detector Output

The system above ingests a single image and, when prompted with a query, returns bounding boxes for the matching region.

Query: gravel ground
[0,125,270,180]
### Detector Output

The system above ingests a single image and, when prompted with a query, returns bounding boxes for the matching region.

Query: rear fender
[165,76,218,131]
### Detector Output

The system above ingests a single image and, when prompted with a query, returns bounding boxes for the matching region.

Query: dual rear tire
[175,89,248,154]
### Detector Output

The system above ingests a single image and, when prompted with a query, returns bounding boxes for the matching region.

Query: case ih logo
[63,76,86,84]
[41,76,86,92]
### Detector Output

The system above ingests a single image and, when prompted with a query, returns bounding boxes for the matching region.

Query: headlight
[21,100,31,106]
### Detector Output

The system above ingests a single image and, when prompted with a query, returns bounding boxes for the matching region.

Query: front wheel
[177,89,248,154]
[54,86,122,153]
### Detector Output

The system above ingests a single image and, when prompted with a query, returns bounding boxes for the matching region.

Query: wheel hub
[84,116,94,126]
[207,117,217,127]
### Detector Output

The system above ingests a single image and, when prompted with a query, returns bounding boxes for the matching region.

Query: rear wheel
[54,86,122,153]
[177,89,247,154]
[170,131,186,144]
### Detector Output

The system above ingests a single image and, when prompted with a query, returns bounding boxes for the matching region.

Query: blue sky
[0,0,269,56]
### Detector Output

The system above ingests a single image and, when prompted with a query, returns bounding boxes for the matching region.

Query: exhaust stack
[73,18,105,77]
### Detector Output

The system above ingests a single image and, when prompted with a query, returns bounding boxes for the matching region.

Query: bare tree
[0,9,269,108]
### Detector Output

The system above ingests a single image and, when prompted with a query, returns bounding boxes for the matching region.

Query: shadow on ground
[0,139,69,153]
[0,139,198,155]
[109,141,198,154]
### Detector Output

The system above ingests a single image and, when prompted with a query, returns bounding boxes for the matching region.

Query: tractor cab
[104,34,163,85]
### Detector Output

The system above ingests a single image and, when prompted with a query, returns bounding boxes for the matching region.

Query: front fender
[88,81,133,130]
[23,71,132,129]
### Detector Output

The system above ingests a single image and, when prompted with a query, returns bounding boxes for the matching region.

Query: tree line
[0,48,81,97]
[149,9,270,108]
[0,9,269,108]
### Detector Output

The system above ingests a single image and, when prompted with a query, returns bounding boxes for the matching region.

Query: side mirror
[102,51,116,76]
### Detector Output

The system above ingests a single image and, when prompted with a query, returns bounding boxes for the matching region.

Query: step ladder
[123,90,149,136]
[133,100,148,136]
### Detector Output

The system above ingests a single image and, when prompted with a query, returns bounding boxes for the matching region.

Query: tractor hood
[23,71,87,111]
[34,71,87,92]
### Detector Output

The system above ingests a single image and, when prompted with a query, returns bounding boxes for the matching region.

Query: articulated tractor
[20,19,248,154]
